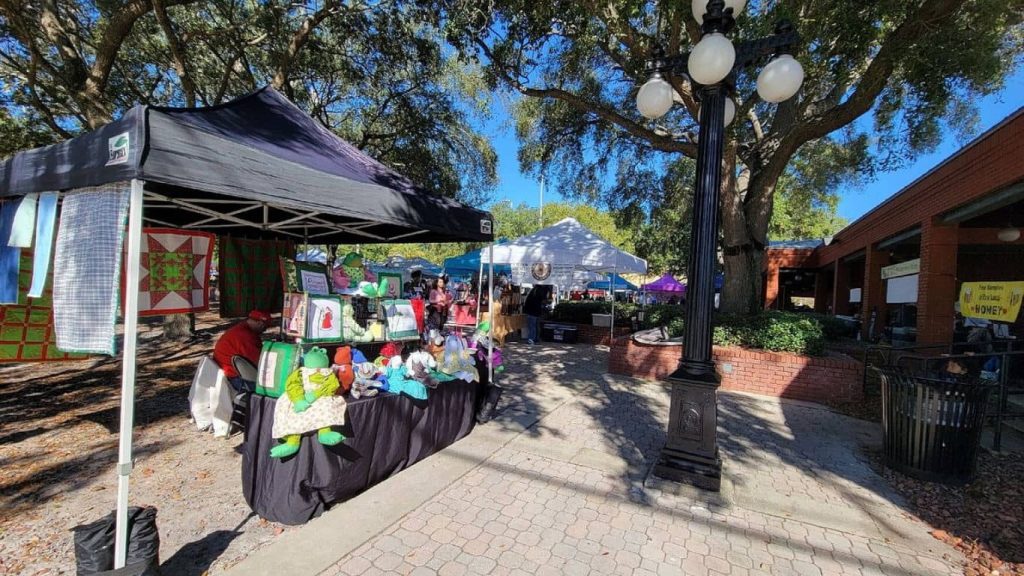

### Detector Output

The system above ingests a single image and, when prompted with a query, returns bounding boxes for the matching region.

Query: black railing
[868,342,1024,450]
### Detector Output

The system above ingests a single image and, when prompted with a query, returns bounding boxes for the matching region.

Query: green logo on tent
[106,132,130,166]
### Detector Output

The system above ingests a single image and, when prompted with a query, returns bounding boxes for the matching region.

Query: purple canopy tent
[641,273,685,294]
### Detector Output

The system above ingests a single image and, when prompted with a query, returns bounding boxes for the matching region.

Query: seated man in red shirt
[213,310,270,392]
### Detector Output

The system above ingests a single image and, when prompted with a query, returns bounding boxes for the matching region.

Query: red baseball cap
[248,310,271,323]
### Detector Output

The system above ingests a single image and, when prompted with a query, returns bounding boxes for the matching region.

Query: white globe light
[692,0,747,23]
[636,76,675,120]
[756,54,805,103]
[998,227,1021,242]
[687,33,735,85]
[698,97,737,127]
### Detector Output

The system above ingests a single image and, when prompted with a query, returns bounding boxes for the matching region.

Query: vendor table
[490,301,526,345]
[242,376,482,525]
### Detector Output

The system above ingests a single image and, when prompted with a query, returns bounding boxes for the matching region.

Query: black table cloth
[242,377,481,525]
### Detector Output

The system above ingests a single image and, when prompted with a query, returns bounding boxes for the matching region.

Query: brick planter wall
[541,321,631,346]
[609,337,864,403]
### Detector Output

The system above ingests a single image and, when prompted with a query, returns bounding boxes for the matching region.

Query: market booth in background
[0,87,495,566]
[482,217,647,340]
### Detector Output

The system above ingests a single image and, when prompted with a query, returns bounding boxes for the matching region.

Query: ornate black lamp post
[637,0,804,491]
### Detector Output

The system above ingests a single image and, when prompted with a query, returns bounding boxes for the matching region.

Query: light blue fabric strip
[28,192,58,298]
[8,192,37,248]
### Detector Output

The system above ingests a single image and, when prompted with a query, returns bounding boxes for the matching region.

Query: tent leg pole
[476,256,483,324]
[610,264,617,343]
[493,240,497,381]
[114,179,145,568]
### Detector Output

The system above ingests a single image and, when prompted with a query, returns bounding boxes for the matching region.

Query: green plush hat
[476,320,491,333]
[303,346,330,369]
[342,252,363,267]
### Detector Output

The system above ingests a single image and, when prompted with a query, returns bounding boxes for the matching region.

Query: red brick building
[763,107,1024,345]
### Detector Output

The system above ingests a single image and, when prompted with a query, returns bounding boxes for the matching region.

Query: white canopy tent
[482,217,647,337]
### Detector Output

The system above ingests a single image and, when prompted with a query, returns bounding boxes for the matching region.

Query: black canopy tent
[0,87,493,243]
[0,87,493,568]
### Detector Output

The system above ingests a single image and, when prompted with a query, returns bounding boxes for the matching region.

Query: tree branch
[271,0,341,90]
[152,0,197,107]
[477,40,695,156]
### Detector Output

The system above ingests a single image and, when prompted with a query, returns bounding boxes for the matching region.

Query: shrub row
[552,302,840,356]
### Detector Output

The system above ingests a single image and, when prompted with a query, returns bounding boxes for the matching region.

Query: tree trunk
[718,150,776,316]
[162,314,193,340]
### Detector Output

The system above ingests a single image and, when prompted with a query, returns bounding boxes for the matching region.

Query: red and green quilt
[129,228,215,317]
[0,249,85,362]
[219,236,294,318]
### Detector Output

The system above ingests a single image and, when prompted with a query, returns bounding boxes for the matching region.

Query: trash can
[73,506,161,575]
[879,370,994,484]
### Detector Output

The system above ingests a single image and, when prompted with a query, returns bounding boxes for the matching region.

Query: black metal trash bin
[879,370,994,484]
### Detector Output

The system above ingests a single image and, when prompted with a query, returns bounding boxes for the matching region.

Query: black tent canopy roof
[0,87,493,244]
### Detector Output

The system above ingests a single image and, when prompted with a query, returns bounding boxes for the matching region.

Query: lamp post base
[653,447,722,492]
[653,371,722,492]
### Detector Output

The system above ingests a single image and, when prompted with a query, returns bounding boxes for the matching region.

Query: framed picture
[377,272,404,299]
[279,257,331,294]
[282,292,308,338]
[306,295,345,342]
[382,299,420,340]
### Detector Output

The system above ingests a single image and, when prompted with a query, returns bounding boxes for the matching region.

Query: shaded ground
[0,311,287,576]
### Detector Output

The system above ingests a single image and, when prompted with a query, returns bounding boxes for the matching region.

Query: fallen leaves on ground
[881,452,1024,576]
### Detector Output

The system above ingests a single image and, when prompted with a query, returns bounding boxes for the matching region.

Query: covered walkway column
[764,259,780,310]
[832,260,851,316]
[862,247,890,340]
[917,217,959,345]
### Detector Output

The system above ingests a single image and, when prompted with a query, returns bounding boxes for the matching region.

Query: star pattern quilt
[131,228,215,316]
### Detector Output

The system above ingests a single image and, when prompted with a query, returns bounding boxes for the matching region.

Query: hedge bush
[679,311,829,356]
[550,301,685,326]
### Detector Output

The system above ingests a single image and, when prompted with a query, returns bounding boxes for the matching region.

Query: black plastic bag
[73,506,161,576]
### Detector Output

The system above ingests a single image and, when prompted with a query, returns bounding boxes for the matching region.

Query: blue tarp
[443,245,512,276]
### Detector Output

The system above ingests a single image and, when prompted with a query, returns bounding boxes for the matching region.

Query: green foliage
[431,0,1024,314]
[0,0,497,204]
[489,200,635,251]
[550,301,685,326]
[662,311,834,356]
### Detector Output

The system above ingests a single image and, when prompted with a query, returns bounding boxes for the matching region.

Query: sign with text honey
[959,282,1024,322]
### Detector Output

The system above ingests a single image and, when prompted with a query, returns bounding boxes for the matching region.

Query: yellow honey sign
[959,281,1024,322]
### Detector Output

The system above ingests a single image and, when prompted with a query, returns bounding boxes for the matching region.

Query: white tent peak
[483,217,647,274]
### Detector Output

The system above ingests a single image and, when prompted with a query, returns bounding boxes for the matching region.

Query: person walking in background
[523,285,549,345]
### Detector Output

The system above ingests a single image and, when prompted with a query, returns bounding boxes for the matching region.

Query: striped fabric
[53,184,130,355]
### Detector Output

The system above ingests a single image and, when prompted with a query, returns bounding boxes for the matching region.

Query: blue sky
[481,67,1024,223]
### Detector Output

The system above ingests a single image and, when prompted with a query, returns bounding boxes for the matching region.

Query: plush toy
[270,347,347,458]
[405,350,439,388]
[439,334,478,382]
[473,334,505,373]
[424,332,445,363]
[333,252,378,293]
[382,357,428,400]
[380,341,404,359]
[332,346,355,393]
[352,361,383,398]
[340,305,373,342]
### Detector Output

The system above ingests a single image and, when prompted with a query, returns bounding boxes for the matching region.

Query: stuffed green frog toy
[270,347,348,458]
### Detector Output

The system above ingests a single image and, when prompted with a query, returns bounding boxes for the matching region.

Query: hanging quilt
[0,249,86,362]
[52,185,130,356]
[219,236,294,318]
[126,228,215,316]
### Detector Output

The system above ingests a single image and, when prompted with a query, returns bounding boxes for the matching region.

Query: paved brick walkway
[321,343,961,576]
